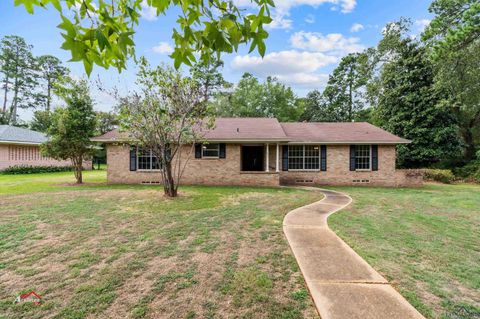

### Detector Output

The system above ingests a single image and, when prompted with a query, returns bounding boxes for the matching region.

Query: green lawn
[0,170,320,319]
[1,171,478,319]
[329,184,480,319]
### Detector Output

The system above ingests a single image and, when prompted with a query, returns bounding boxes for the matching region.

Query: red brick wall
[106,143,422,187]
[0,144,92,171]
[106,144,279,187]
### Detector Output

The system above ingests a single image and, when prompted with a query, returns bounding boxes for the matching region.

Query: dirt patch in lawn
[0,185,319,319]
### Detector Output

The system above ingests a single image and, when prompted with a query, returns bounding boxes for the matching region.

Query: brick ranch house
[92,118,423,187]
[0,125,91,171]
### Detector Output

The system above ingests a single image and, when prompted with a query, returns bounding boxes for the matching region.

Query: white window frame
[354,145,372,171]
[288,145,320,171]
[137,147,161,171]
[202,143,220,158]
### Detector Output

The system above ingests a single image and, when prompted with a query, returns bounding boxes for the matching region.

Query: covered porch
[240,143,282,173]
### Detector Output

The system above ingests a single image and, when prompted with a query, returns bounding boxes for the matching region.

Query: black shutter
[195,143,202,158]
[219,143,226,158]
[372,145,378,171]
[349,145,356,171]
[282,145,289,171]
[320,145,327,171]
[129,146,137,171]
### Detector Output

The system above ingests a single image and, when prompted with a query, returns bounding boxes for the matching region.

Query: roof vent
[236,128,240,133]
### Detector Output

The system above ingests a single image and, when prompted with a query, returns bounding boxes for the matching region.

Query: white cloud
[141,1,158,21]
[232,50,337,76]
[305,14,316,24]
[266,13,293,30]
[231,50,336,88]
[290,31,364,55]
[276,73,329,88]
[234,0,356,29]
[350,23,364,33]
[415,19,431,32]
[152,42,173,54]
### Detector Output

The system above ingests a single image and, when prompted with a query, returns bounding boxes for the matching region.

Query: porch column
[266,143,269,172]
[276,143,279,172]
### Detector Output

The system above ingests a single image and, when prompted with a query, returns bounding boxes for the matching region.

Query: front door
[241,146,264,171]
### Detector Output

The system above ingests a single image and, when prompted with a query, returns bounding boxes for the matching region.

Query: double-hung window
[202,143,220,158]
[355,145,371,170]
[288,145,320,170]
[137,148,160,170]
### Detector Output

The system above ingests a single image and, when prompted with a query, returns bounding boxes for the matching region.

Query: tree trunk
[46,80,51,111]
[348,81,353,122]
[463,126,476,162]
[72,156,83,184]
[2,75,9,113]
[163,162,177,197]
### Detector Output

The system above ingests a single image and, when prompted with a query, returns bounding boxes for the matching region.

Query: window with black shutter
[129,146,137,171]
[320,145,327,171]
[282,145,289,171]
[372,145,378,171]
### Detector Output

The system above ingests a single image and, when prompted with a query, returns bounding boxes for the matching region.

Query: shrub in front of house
[1,165,73,175]
[424,169,456,184]
[454,161,480,183]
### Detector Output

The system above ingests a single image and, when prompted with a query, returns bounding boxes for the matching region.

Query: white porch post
[276,143,279,172]
[266,143,269,172]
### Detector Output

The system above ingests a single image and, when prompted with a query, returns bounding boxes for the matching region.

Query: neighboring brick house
[0,125,91,171]
[91,118,422,187]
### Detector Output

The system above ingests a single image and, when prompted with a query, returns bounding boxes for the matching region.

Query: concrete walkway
[283,188,425,319]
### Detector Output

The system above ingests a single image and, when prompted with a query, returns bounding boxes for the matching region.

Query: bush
[424,169,456,184]
[1,165,73,175]
[454,161,480,183]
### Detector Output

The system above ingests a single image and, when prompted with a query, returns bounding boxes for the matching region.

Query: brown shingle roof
[203,118,287,141]
[91,118,410,144]
[280,122,410,144]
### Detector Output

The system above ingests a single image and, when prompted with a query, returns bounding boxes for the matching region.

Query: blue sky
[1,0,433,119]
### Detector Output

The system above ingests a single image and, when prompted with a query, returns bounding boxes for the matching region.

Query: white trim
[136,147,162,171]
[0,140,43,146]
[95,139,409,145]
[201,143,220,158]
[354,144,372,171]
[288,145,321,171]
[276,143,279,172]
[266,143,269,172]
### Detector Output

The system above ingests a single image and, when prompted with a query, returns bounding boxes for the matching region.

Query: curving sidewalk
[284,188,425,319]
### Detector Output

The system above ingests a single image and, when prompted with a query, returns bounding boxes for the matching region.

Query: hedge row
[1,165,74,175]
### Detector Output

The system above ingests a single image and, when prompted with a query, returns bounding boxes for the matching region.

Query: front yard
[329,184,480,319]
[0,170,320,319]
[0,171,478,319]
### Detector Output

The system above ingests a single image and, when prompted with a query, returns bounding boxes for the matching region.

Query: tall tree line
[0,35,68,125]
[300,0,479,168]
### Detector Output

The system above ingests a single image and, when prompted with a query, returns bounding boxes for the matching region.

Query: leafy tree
[118,59,213,197]
[42,79,96,183]
[300,90,337,122]
[36,55,69,111]
[423,0,479,59]
[423,0,480,160]
[30,110,53,133]
[95,111,119,135]
[190,58,230,100]
[0,35,38,124]
[321,52,371,122]
[16,0,273,74]
[374,21,461,167]
[216,73,302,122]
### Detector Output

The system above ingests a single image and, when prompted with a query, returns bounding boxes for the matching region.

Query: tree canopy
[214,73,302,122]
[373,21,461,167]
[15,0,274,75]
[41,79,96,183]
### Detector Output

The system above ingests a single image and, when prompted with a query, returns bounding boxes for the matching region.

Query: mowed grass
[0,170,320,319]
[329,184,480,319]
